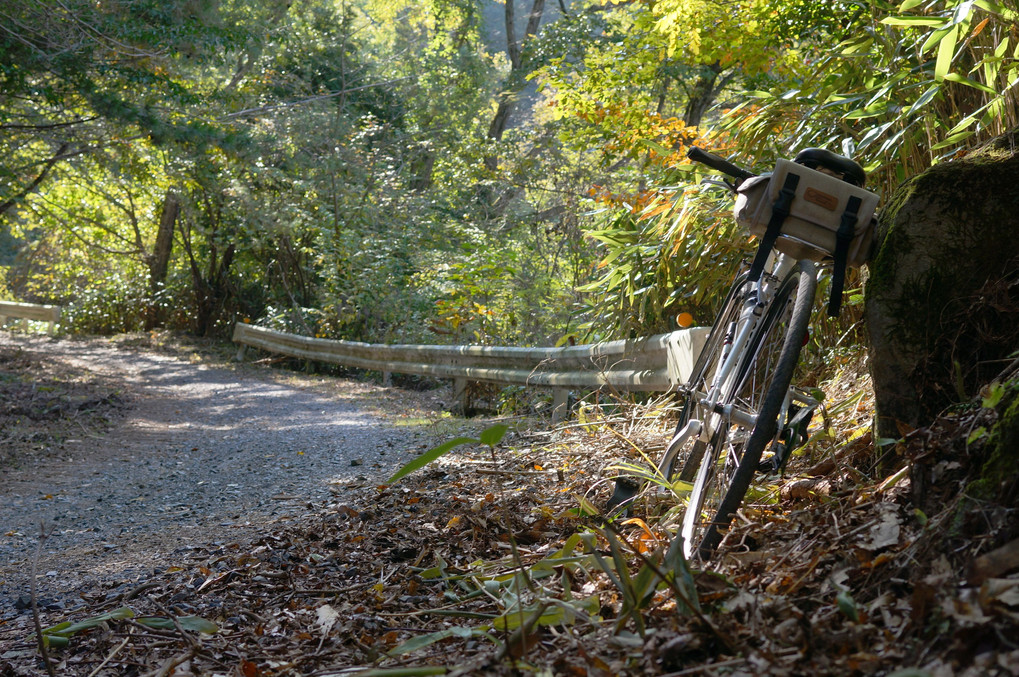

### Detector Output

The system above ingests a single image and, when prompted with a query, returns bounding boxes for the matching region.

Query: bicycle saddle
[793,148,866,187]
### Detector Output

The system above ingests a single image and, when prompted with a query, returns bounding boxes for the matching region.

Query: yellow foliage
[652,0,782,74]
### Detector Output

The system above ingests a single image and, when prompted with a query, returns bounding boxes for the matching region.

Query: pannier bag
[734,158,880,316]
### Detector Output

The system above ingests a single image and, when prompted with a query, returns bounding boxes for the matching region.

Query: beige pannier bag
[733,158,880,315]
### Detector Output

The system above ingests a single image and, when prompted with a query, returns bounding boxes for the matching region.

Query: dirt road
[0,334,438,620]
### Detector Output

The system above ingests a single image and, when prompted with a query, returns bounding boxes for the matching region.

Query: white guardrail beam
[232,322,708,421]
[0,301,61,335]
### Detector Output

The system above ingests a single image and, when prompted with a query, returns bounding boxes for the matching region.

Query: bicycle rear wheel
[606,271,750,514]
[683,259,817,561]
[660,272,751,483]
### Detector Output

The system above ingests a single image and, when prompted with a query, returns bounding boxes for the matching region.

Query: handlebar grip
[687,146,756,182]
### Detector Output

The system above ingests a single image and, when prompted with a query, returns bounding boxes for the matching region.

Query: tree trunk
[145,190,179,330]
[483,0,546,173]
[682,63,726,127]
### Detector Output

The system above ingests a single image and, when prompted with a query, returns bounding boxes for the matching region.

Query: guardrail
[232,322,708,421]
[0,301,61,335]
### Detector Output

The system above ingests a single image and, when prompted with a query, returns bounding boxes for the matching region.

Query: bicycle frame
[666,251,818,557]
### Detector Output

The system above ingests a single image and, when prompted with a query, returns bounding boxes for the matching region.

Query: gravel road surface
[0,334,437,621]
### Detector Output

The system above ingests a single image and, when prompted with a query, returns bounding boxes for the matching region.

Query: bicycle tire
[694,259,817,559]
[665,273,750,482]
[606,271,750,513]
[673,273,763,557]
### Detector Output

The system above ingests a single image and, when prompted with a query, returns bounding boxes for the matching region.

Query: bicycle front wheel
[684,259,817,561]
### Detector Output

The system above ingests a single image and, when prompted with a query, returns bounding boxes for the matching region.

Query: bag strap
[748,172,800,283]
[827,195,862,317]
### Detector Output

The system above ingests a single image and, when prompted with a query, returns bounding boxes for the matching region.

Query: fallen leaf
[316,604,340,636]
[861,503,901,551]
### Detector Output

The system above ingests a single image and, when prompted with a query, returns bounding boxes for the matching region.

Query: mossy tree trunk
[865,129,1019,443]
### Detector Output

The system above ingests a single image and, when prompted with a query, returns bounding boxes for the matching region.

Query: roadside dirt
[0,332,448,621]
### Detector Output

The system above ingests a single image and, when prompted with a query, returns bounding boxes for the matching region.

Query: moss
[867,178,916,292]
[969,390,1019,501]
[867,142,1019,435]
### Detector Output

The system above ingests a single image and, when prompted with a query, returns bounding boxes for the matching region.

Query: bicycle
[608,146,874,562]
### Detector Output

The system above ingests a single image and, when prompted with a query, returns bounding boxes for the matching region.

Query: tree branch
[0,143,69,218]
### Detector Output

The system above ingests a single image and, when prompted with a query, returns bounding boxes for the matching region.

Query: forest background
[2,0,1017,369]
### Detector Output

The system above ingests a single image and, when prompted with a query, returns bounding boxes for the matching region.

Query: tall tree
[484,0,547,171]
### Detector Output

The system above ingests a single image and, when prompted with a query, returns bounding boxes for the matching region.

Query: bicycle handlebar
[687,147,756,183]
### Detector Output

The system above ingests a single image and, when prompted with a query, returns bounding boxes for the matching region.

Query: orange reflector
[677,312,694,328]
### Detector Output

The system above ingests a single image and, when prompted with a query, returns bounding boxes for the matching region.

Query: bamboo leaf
[994,36,1010,58]
[931,129,976,149]
[975,0,1019,19]
[881,16,948,27]
[479,423,509,447]
[136,616,219,634]
[935,26,960,80]
[40,607,135,639]
[906,85,941,116]
[387,627,479,657]
[922,25,955,54]
[388,437,479,484]
[942,72,998,93]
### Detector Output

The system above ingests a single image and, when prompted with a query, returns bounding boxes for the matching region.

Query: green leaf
[982,381,1006,408]
[881,16,948,27]
[388,437,479,484]
[840,36,874,55]
[935,26,960,80]
[946,112,980,136]
[836,589,860,623]
[906,85,941,116]
[857,121,895,150]
[898,0,926,9]
[975,0,1019,19]
[942,72,998,93]
[966,426,988,445]
[922,24,955,54]
[42,635,70,648]
[931,129,976,149]
[136,616,219,634]
[41,607,135,639]
[387,626,480,657]
[479,423,509,447]
[571,493,600,517]
[491,595,599,632]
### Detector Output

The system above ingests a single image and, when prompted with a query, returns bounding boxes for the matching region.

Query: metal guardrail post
[552,388,569,423]
[452,377,468,414]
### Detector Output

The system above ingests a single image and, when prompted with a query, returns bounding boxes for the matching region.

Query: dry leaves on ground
[2,360,1018,676]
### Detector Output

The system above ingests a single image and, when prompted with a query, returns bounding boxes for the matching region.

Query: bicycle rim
[682,260,816,561]
[694,259,817,560]
[674,274,753,557]
[658,272,746,477]
[606,274,750,515]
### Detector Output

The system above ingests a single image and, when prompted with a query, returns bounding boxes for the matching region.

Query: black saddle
[793,148,866,187]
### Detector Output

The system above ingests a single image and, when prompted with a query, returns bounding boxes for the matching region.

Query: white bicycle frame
[661,251,818,557]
